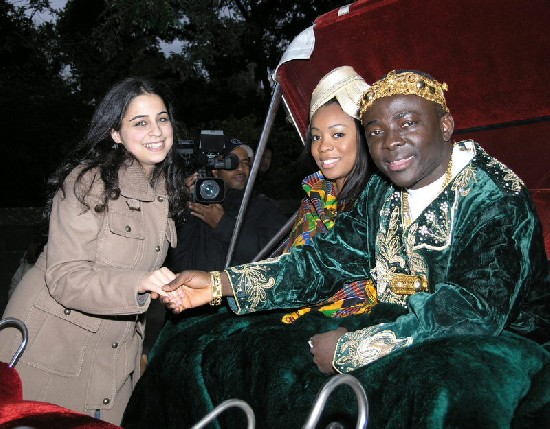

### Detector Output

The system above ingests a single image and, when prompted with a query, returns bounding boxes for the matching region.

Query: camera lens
[199,179,221,200]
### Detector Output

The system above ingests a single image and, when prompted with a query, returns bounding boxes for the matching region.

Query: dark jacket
[166,188,287,272]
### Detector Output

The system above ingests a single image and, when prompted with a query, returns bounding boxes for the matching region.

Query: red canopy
[274,0,550,189]
[233,0,550,261]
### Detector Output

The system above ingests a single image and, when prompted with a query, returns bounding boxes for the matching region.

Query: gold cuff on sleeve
[210,271,223,306]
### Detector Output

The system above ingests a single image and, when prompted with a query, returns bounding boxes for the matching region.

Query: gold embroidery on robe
[375,199,409,305]
[412,201,453,252]
[453,164,476,196]
[334,326,413,372]
[374,163,476,304]
[227,257,279,312]
[487,159,523,194]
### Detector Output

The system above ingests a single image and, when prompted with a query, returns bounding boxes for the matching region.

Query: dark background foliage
[0,0,346,207]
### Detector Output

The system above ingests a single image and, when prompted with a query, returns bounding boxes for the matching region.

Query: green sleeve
[224,179,386,314]
[333,189,547,372]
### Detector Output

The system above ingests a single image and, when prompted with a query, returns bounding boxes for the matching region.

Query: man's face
[362,94,454,189]
[214,146,250,190]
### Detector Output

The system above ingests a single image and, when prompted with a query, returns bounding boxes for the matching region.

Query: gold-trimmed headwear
[359,70,449,121]
[310,66,370,120]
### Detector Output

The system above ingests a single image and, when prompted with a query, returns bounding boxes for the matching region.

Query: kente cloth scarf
[281,171,377,323]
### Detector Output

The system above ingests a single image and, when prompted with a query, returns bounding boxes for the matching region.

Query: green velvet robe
[225,140,550,372]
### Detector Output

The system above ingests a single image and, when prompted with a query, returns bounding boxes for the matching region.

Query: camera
[175,130,239,203]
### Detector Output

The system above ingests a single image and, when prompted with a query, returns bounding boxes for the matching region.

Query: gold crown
[359,70,449,120]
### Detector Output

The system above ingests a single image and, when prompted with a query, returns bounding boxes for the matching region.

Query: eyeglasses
[229,138,243,146]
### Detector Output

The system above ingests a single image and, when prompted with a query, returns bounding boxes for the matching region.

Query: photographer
[165,138,288,272]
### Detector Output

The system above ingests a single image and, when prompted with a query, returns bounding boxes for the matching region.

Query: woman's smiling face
[111,93,174,177]
[310,101,358,195]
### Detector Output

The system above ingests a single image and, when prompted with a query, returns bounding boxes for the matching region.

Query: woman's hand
[137,267,177,298]
[160,270,213,312]
[309,327,348,374]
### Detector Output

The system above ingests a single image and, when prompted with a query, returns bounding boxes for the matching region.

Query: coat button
[157,196,164,202]
[64,309,71,315]
[112,342,118,348]
[125,225,132,232]
[103,398,110,405]
[155,245,161,252]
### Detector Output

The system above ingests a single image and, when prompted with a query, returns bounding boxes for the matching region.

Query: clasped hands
[158,270,213,313]
[156,269,348,375]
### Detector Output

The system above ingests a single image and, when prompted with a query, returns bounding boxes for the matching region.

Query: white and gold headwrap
[359,70,449,121]
[310,66,370,120]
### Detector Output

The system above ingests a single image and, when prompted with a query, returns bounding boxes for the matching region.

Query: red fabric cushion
[0,402,122,428]
[0,363,22,403]
[0,363,121,429]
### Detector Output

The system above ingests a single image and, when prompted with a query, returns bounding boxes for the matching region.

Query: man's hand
[189,202,224,228]
[160,270,212,313]
[310,327,348,374]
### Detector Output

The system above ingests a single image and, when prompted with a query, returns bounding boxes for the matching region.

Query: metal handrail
[225,83,283,268]
[0,317,28,367]
[190,374,367,429]
[302,374,369,429]
[252,208,299,261]
[190,399,256,429]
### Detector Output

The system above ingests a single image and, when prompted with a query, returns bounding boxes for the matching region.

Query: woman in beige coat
[0,77,188,424]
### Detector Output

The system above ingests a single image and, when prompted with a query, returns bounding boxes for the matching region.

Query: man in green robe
[163,70,549,375]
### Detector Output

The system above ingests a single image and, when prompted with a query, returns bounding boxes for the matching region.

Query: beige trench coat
[0,162,177,424]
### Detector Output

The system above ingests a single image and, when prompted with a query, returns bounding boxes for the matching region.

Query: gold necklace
[401,151,453,229]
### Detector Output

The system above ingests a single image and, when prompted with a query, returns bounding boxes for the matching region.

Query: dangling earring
[112,142,119,149]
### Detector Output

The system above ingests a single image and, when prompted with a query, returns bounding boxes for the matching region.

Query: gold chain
[402,191,412,228]
[440,150,454,191]
[401,151,453,229]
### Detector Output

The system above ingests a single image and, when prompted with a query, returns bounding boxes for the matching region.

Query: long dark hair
[305,99,371,211]
[44,77,190,224]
